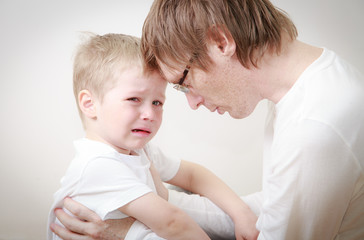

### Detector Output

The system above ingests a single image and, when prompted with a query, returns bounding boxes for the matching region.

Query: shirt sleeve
[73,156,153,220]
[143,143,181,181]
[257,119,359,239]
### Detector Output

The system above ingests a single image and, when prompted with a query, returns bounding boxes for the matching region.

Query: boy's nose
[185,92,204,110]
[141,106,156,121]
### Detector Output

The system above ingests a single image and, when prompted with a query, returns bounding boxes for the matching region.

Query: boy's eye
[152,100,163,106]
[127,97,139,102]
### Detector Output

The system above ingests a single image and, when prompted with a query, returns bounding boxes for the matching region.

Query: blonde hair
[73,33,142,122]
[142,0,298,71]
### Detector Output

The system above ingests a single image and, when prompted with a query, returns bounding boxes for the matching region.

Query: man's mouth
[216,108,225,115]
[212,107,225,115]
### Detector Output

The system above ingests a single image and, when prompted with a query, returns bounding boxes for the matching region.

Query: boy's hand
[51,197,135,240]
[233,208,259,240]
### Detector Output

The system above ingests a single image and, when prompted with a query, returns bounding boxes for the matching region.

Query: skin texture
[80,67,166,155]
[159,32,322,120]
[51,64,260,239]
[80,67,210,239]
[167,160,259,240]
[157,32,262,119]
[52,31,322,240]
[53,160,259,240]
[51,198,136,240]
[51,0,341,238]
[52,67,212,240]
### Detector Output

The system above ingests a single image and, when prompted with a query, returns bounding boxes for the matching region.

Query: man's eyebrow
[158,69,168,81]
[159,69,179,84]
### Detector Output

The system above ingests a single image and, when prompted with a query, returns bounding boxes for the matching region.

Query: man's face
[158,51,261,119]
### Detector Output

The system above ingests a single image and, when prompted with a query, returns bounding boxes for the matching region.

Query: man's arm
[51,197,135,240]
[167,160,259,240]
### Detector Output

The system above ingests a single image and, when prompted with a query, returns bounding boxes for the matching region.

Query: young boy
[48,33,258,240]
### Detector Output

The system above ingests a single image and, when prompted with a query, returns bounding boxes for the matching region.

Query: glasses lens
[173,84,189,93]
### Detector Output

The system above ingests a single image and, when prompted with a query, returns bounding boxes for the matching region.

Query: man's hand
[50,198,135,240]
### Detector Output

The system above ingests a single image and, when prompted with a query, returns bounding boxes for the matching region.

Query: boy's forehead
[115,73,166,96]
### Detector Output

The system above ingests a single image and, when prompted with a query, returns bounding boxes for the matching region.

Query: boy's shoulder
[73,138,118,157]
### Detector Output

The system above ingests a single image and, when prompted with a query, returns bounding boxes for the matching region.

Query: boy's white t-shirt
[47,138,180,240]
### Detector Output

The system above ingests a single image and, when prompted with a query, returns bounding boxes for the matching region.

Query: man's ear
[207,25,236,57]
[78,90,97,119]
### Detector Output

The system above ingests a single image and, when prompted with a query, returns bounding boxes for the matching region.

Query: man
[52,0,364,239]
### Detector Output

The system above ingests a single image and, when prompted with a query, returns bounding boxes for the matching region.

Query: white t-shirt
[47,138,180,240]
[252,48,364,239]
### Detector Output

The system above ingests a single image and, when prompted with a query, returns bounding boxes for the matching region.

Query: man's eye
[153,100,163,106]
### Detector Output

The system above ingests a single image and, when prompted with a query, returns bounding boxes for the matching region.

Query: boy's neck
[85,131,132,155]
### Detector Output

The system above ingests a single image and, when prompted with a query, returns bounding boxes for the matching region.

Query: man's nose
[185,92,204,110]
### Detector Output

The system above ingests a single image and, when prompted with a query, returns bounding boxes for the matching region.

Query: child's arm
[119,192,210,240]
[167,160,259,240]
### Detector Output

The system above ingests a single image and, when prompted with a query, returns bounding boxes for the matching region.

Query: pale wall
[0,0,363,239]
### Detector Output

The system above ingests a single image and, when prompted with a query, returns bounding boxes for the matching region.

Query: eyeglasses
[173,65,191,93]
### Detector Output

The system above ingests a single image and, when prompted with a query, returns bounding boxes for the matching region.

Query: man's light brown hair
[142,0,297,72]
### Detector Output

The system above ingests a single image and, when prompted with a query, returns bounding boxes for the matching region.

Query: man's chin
[228,111,247,119]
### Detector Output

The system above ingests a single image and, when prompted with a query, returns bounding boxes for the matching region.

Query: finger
[55,208,90,235]
[50,222,90,240]
[64,197,101,222]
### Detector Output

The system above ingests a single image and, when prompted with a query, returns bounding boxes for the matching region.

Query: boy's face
[93,67,166,154]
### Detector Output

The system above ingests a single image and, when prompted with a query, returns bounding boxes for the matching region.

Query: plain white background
[0,0,363,239]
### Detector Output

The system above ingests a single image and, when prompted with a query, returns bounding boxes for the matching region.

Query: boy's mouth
[132,129,151,134]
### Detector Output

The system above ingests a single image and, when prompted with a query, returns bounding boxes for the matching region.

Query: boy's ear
[78,90,97,119]
[207,25,236,57]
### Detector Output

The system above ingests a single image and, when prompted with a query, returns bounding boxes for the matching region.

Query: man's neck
[256,37,323,104]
